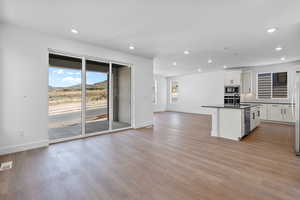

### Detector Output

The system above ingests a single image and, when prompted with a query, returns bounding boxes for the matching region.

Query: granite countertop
[240,101,294,105]
[202,104,260,109]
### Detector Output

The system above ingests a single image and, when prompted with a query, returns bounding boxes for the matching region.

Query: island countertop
[202,103,261,141]
[202,104,260,109]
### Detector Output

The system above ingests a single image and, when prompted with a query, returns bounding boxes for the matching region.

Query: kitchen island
[202,104,260,141]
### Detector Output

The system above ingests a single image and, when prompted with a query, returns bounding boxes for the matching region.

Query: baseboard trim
[0,140,49,156]
[134,121,153,129]
[165,110,210,116]
[261,120,295,125]
[154,110,166,113]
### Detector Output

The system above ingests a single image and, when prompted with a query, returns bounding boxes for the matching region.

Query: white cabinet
[219,108,245,141]
[259,104,267,120]
[282,105,295,122]
[225,71,241,86]
[250,106,260,131]
[268,104,283,121]
[241,72,252,93]
[268,104,295,122]
[242,102,295,123]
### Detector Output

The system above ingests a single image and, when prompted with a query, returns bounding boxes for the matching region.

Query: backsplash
[241,93,292,104]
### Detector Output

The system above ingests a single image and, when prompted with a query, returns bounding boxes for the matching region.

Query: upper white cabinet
[224,71,241,86]
[241,72,252,94]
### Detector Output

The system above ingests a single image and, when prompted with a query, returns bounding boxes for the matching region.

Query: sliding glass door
[48,54,82,140]
[85,60,109,134]
[48,53,131,141]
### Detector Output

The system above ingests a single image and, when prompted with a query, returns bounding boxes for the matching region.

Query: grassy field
[49,88,107,106]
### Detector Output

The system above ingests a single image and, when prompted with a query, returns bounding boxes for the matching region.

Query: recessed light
[173,62,177,66]
[223,65,227,69]
[184,50,190,55]
[71,28,79,34]
[197,68,202,72]
[280,57,286,61]
[208,59,213,64]
[267,27,277,33]
[129,45,135,50]
[275,46,283,51]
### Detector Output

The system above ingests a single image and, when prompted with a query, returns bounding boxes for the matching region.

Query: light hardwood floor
[0,112,299,200]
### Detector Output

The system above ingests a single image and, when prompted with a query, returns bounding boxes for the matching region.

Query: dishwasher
[244,107,251,137]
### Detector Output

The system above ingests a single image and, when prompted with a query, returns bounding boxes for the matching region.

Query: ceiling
[1,0,300,76]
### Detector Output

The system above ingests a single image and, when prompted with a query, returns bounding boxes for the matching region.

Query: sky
[49,67,107,87]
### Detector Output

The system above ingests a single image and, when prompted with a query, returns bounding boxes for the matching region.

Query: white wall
[167,71,225,114]
[241,61,300,103]
[153,74,167,112]
[0,24,153,155]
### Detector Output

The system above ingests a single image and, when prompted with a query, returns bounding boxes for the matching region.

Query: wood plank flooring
[0,111,300,200]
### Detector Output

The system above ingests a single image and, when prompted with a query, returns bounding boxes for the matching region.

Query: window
[272,72,288,98]
[170,80,179,103]
[257,72,287,99]
[153,80,158,104]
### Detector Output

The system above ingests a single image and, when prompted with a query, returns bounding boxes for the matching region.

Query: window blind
[257,73,272,99]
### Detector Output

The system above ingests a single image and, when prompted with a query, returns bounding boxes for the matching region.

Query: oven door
[224,96,234,104]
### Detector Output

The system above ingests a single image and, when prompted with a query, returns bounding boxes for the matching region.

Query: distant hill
[49,80,107,91]
[93,80,107,89]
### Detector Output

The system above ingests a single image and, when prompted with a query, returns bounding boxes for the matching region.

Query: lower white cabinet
[282,105,295,122]
[259,104,267,120]
[267,104,295,122]
[242,102,295,123]
[250,106,260,131]
[268,104,284,121]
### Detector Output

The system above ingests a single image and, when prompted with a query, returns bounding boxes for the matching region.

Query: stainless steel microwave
[225,86,239,94]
